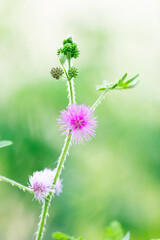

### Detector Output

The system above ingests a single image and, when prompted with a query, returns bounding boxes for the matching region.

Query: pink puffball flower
[58,104,97,144]
[29,168,63,202]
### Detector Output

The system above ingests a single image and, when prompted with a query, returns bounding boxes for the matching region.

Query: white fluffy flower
[29,168,63,202]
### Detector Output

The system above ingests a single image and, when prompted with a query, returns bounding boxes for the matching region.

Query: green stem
[91,82,119,111]
[35,195,52,240]
[0,175,32,193]
[67,80,75,104]
[60,58,75,105]
[35,57,75,240]
[61,63,69,79]
[35,133,72,240]
[67,57,75,104]
[53,133,72,184]
[91,88,110,111]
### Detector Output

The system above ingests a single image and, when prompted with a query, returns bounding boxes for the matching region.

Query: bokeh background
[0,0,160,239]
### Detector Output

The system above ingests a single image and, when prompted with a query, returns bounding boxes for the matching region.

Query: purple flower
[58,104,97,144]
[29,168,63,202]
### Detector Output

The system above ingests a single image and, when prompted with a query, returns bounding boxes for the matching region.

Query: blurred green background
[0,1,160,240]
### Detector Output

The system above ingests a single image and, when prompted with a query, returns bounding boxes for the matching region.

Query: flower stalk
[91,87,110,111]
[63,56,76,105]
[0,175,32,193]
[35,51,76,240]
[35,195,52,240]
[53,133,72,185]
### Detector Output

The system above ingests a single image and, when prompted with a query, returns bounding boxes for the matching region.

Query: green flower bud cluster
[50,67,64,80]
[57,36,80,59]
[68,67,79,80]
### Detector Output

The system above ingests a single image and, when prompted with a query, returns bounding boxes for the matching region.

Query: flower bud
[71,43,80,59]
[50,67,64,80]
[57,37,80,60]
[68,67,79,79]
[62,43,72,57]
[63,37,73,45]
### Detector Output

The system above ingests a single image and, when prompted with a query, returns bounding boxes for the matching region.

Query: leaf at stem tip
[126,74,139,84]
[52,232,71,239]
[97,73,139,92]
[124,79,139,89]
[119,73,127,83]
[0,141,13,149]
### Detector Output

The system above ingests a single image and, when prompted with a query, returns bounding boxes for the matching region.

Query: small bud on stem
[50,67,64,80]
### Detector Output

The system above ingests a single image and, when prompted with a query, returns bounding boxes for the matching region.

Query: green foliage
[53,222,130,240]
[57,37,80,59]
[105,221,124,240]
[63,37,73,45]
[63,43,73,56]
[52,232,84,240]
[59,52,67,65]
[105,221,130,240]
[70,43,80,59]
[97,73,139,91]
[0,140,12,148]
[53,232,71,239]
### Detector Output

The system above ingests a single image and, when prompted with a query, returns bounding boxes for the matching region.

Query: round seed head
[50,67,64,80]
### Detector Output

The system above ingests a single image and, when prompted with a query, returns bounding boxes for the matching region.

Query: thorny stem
[35,134,72,240]
[35,57,75,240]
[35,195,52,240]
[91,88,109,111]
[0,175,32,193]
[53,133,72,184]
[91,82,118,111]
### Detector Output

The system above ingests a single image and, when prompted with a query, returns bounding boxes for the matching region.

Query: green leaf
[124,80,139,89]
[52,232,71,239]
[97,73,139,92]
[126,74,139,84]
[119,73,127,83]
[97,87,107,91]
[59,53,67,65]
[105,221,124,240]
[0,141,13,149]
